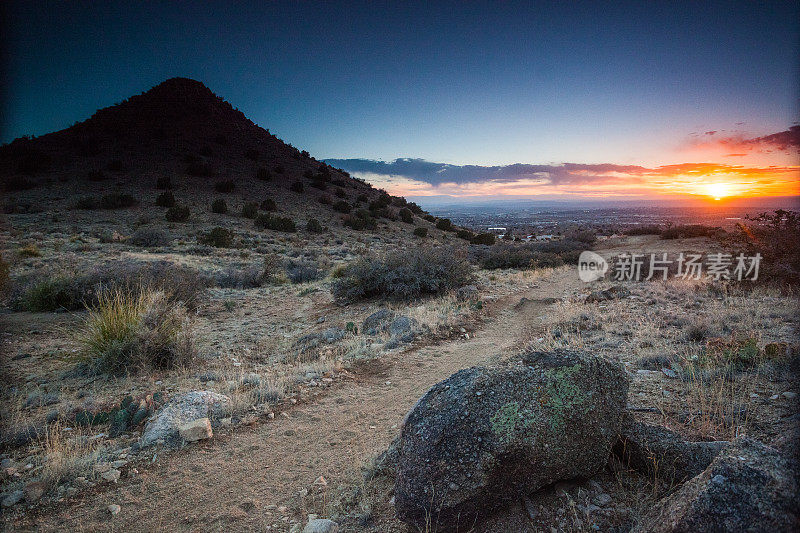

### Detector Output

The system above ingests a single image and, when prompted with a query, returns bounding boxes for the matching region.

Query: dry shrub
[331,247,473,302]
[13,260,208,311]
[79,287,195,374]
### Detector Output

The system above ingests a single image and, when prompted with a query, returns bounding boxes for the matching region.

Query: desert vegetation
[331,247,473,302]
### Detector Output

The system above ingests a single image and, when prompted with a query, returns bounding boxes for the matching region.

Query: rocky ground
[1,222,798,533]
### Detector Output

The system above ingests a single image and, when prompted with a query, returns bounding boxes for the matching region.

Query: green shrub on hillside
[471,233,496,245]
[155,191,175,207]
[199,227,235,248]
[215,180,235,193]
[241,202,259,219]
[255,214,297,232]
[343,209,376,230]
[306,219,324,233]
[165,205,190,222]
[211,198,228,214]
[333,200,351,214]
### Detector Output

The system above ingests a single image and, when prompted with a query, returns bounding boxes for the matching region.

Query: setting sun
[706,182,731,200]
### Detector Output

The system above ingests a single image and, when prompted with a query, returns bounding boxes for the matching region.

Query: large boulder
[632,437,799,532]
[394,350,628,530]
[614,420,728,485]
[140,391,230,447]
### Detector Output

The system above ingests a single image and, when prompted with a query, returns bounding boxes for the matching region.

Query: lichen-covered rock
[632,437,799,532]
[394,350,628,530]
[140,391,229,447]
[362,309,396,336]
[614,419,728,485]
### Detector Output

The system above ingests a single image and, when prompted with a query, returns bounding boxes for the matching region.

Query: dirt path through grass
[14,268,579,532]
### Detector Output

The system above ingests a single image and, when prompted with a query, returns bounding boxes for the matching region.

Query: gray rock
[585,285,631,303]
[394,349,628,530]
[100,469,121,483]
[140,391,230,448]
[614,420,727,485]
[456,285,479,302]
[2,490,24,508]
[632,437,799,532]
[388,316,419,339]
[295,328,347,352]
[302,518,339,533]
[361,309,396,336]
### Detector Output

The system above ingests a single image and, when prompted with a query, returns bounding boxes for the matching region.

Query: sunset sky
[2,1,798,202]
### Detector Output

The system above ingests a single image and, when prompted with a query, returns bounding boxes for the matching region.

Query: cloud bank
[324,158,799,199]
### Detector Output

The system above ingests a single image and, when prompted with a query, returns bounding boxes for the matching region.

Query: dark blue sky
[3,1,798,170]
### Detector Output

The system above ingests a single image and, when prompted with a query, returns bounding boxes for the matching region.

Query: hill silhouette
[2,77,350,181]
[0,78,439,233]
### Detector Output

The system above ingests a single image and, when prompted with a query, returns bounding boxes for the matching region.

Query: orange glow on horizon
[368,163,800,200]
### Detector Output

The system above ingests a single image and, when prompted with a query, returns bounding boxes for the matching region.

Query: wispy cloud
[688,126,800,154]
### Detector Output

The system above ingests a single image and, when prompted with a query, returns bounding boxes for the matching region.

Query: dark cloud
[324,158,648,186]
[694,126,800,153]
[746,126,800,151]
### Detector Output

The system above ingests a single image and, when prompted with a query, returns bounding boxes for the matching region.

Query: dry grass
[38,422,108,490]
[520,278,798,442]
[78,287,195,374]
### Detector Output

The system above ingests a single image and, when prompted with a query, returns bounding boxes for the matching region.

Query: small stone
[100,469,121,483]
[523,496,537,519]
[661,368,678,379]
[2,490,24,508]
[23,481,46,503]
[782,392,797,399]
[770,394,780,400]
[111,460,128,468]
[313,476,328,486]
[594,493,612,506]
[178,418,212,442]
[108,504,121,516]
[303,518,339,533]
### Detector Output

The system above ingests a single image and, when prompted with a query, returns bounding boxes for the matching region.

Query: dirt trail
[19,269,579,532]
